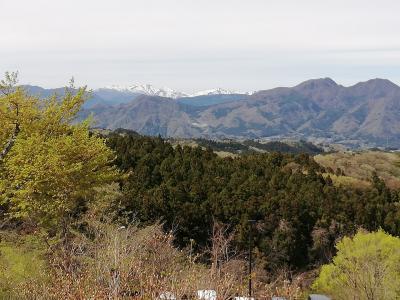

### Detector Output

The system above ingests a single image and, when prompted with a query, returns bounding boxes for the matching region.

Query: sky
[1,0,400,92]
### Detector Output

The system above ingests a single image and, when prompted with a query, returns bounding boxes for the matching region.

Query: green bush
[312,230,400,299]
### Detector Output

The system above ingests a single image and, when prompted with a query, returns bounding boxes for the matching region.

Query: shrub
[312,229,400,299]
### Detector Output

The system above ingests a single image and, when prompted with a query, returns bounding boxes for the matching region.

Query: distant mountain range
[104,84,188,99]
[98,84,249,99]
[23,84,250,108]
[23,78,400,148]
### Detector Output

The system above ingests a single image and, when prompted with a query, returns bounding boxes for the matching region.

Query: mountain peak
[104,84,188,99]
[103,85,251,99]
[348,78,400,98]
[295,78,338,89]
[189,88,241,97]
[354,78,398,89]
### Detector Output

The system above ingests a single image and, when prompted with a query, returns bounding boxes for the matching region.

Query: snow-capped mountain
[103,84,252,99]
[105,84,189,99]
[189,88,240,97]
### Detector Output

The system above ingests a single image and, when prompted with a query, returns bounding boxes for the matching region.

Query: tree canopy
[0,73,118,230]
[312,230,400,299]
[106,131,400,271]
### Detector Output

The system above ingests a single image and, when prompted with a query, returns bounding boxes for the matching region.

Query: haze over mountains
[24,78,400,148]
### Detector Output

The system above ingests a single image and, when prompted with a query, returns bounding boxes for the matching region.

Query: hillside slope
[25,78,400,148]
[315,151,400,189]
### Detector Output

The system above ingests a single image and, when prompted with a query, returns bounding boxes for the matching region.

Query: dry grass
[315,151,400,189]
[17,223,215,299]
[3,186,310,299]
[4,220,310,299]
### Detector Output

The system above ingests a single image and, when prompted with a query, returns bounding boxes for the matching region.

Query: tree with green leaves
[0,72,118,231]
[312,230,400,299]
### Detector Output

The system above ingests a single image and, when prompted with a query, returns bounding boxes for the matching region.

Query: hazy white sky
[1,0,400,92]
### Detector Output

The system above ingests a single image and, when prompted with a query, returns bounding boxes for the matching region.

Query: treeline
[107,132,400,271]
[192,137,323,155]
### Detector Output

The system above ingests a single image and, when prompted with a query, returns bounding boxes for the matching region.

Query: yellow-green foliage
[0,233,48,298]
[321,173,371,189]
[315,151,400,189]
[0,75,119,227]
[312,230,400,299]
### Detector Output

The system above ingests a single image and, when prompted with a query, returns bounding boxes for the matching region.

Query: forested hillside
[107,132,400,271]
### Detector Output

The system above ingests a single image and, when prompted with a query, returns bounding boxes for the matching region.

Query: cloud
[1,0,400,90]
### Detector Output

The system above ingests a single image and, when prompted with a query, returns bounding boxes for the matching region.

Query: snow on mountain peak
[105,84,188,99]
[104,84,253,98]
[189,88,239,97]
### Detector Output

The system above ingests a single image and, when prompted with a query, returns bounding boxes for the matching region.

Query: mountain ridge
[23,78,400,148]
[101,84,251,99]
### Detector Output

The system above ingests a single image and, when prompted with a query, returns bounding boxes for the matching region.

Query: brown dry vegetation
[315,151,400,189]
[2,221,308,299]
